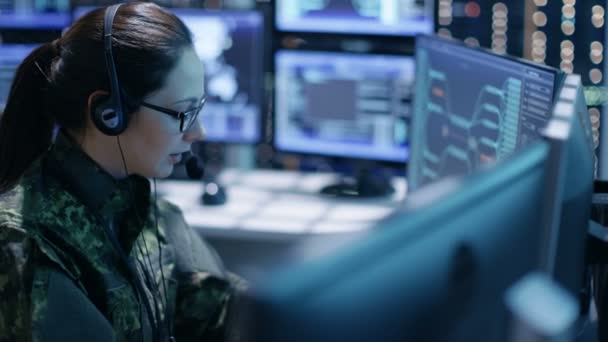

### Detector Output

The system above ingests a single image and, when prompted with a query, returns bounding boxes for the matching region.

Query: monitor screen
[275,0,433,36]
[0,0,70,29]
[408,35,559,191]
[73,7,265,144]
[0,44,38,110]
[173,9,264,143]
[274,50,414,163]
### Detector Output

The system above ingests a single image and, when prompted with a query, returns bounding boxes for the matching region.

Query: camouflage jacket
[0,131,245,341]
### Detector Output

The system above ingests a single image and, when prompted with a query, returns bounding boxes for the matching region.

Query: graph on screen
[409,36,557,190]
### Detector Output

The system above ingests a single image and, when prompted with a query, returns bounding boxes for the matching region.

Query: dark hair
[0,2,193,192]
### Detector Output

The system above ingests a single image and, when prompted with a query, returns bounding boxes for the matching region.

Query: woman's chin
[148,164,173,179]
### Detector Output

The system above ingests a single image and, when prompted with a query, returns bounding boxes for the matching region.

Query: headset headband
[103,4,123,117]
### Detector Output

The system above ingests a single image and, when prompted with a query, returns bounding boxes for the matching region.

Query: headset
[92,4,128,136]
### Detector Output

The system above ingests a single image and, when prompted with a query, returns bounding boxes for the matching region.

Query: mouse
[201,181,227,206]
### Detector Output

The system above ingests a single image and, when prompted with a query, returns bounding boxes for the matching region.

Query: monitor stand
[200,171,228,206]
[320,165,395,198]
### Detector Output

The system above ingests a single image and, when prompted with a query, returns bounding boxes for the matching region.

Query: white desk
[157,168,407,241]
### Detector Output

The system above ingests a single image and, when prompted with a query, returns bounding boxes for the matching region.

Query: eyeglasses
[140,96,206,132]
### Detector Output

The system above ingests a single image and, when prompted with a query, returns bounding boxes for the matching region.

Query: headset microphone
[185,153,205,180]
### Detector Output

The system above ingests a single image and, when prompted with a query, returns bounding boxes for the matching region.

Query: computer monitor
[408,34,560,192]
[542,74,594,298]
[242,138,556,341]
[0,44,38,111]
[73,7,265,144]
[0,0,70,29]
[274,50,414,197]
[275,0,434,36]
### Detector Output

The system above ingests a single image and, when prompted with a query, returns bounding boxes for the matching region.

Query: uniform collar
[45,130,151,250]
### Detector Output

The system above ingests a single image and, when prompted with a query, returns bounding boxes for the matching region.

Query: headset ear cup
[91,95,126,136]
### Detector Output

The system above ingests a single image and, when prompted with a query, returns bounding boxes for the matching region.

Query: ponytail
[0,41,59,193]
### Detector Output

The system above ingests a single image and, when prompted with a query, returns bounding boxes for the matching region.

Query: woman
[0,2,244,341]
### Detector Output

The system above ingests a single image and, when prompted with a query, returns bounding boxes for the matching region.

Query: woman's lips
[169,153,182,163]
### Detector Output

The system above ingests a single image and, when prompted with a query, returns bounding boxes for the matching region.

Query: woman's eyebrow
[171,97,198,105]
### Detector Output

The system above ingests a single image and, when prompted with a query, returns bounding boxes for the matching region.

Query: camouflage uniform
[0,131,246,341]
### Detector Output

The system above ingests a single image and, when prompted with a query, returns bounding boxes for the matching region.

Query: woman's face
[121,47,205,178]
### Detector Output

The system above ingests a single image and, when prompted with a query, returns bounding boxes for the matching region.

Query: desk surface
[157,168,407,240]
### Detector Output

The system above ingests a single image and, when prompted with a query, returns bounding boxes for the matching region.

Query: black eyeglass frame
[139,96,207,132]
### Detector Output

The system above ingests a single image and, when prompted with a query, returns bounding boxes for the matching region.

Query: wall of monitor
[0,0,606,179]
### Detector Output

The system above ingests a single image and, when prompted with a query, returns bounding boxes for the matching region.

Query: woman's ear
[86,90,110,118]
